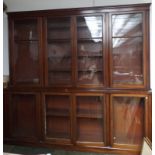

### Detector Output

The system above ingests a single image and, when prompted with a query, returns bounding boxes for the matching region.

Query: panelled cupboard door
[3,89,10,139]
[9,18,43,86]
[43,93,72,144]
[110,94,148,150]
[9,93,40,142]
[45,17,73,86]
[75,94,106,146]
[76,15,105,87]
[110,12,149,88]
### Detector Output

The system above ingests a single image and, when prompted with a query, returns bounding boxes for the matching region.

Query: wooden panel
[10,93,39,140]
[3,89,10,139]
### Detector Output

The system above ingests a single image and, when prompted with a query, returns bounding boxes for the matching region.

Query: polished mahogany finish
[4,3,151,155]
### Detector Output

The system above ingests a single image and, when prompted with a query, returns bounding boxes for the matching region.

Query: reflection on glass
[47,18,70,40]
[78,41,102,56]
[76,96,104,142]
[77,16,103,85]
[47,18,72,85]
[112,37,143,84]
[77,16,102,40]
[45,95,70,116]
[14,20,38,40]
[112,13,143,85]
[113,96,145,145]
[77,96,103,118]
[14,41,39,83]
[112,14,142,37]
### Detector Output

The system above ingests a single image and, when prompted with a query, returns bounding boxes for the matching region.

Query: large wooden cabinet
[4,3,151,155]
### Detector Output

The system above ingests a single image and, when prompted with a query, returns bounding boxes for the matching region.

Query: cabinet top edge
[7,3,151,17]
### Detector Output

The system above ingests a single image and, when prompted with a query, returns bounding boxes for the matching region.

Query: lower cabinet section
[4,91,151,155]
[8,92,41,142]
[75,94,105,146]
[43,94,71,143]
[111,95,145,146]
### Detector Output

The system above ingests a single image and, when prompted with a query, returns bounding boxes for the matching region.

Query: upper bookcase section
[8,3,151,89]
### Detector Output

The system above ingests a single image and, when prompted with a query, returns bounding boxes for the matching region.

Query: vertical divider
[105,13,111,88]
[71,93,77,145]
[103,14,107,88]
[38,17,44,86]
[105,93,111,146]
[40,92,46,142]
[144,95,149,138]
[108,13,113,88]
[71,16,78,87]
[42,17,48,86]
[109,94,113,147]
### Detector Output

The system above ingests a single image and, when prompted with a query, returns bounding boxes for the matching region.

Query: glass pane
[47,18,70,39]
[78,41,102,56]
[77,16,103,85]
[14,19,38,40]
[112,37,143,85]
[45,95,70,116]
[77,96,103,118]
[14,41,40,84]
[76,96,104,142]
[47,18,72,85]
[112,96,145,145]
[45,95,70,139]
[77,16,102,39]
[112,13,142,37]
[77,118,103,142]
[46,116,70,139]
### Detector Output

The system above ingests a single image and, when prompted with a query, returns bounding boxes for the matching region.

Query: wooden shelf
[78,38,102,42]
[48,70,71,72]
[46,112,69,117]
[77,113,102,119]
[47,39,71,43]
[112,36,143,38]
[15,39,39,42]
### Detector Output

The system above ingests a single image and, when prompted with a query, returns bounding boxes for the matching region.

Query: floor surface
[3,145,115,155]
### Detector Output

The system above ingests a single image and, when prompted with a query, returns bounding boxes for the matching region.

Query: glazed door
[76,15,105,87]
[10,18,43,86]
[110,94,148,149]
[45,17,73,86]
[9,92,40,142]
[110,12,148,88]
[75,94,106,146]
[43,93,72,144]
